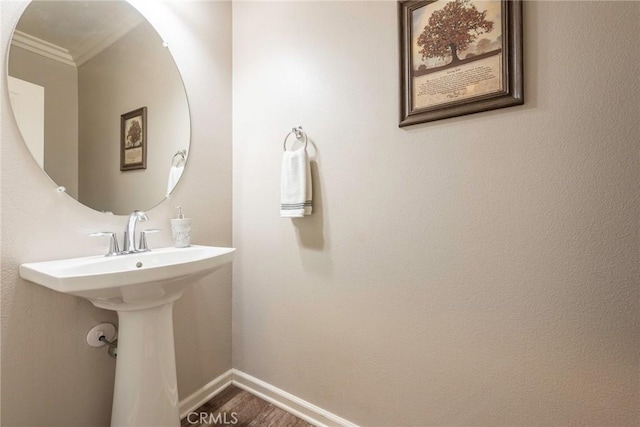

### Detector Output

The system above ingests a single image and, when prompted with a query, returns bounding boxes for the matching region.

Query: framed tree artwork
[399,0,523,126]
[120,107,147,171]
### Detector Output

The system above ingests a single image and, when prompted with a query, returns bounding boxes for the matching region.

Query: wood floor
[181,385,314,427]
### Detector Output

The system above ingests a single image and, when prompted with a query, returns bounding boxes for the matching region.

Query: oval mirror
[7,0,190,215]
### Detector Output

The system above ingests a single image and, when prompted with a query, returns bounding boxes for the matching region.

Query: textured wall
[1,1,232,426]
[232,1,639,425]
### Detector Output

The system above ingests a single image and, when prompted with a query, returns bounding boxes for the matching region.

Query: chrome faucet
[123,210,148,253]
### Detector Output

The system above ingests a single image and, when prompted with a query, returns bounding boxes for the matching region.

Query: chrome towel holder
[172,149,187,166]
[283,126,308,151]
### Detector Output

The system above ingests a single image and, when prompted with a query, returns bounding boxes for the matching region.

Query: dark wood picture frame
[120,107,147,171]
[399,0,523,127]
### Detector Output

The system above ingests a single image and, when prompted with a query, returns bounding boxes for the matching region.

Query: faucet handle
[138,229,161,252]
[89,232,120,256]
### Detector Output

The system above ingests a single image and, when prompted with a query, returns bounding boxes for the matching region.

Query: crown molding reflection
[11,31,75,67]
[11,14,142,68]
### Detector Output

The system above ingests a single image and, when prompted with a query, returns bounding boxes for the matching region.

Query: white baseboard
[231,370,358,427]
[179,369,233,419]
[178,369,357,427]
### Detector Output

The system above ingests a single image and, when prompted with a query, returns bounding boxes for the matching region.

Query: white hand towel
[281,149,312,217]
[166,165,184,196]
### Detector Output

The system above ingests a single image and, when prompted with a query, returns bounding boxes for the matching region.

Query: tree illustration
[417,0,494,66]
[127,120,142,148]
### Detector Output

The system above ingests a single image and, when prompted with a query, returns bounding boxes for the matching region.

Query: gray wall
[78,22,190,215]
[8,45,79,199]
[0,1,232,426]
[232,1,639,425]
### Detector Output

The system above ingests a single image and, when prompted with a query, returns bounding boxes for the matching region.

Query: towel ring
[172,149,187,166]
[283,126,308,151]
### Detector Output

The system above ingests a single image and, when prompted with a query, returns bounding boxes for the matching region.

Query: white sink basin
[19,244,234,427]
[20,245,234,308]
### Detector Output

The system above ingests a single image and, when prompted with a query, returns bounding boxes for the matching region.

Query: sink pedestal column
[93,294,183,427]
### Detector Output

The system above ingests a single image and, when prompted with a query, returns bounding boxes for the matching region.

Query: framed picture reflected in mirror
[120,107,147,171]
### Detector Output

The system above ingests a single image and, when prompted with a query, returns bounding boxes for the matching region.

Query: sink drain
[136,262,143,268]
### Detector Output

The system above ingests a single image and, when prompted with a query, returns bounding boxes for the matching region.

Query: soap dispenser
[170,206,191,248]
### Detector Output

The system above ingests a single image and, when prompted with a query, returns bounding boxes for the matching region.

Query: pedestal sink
[19,245,235,427]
